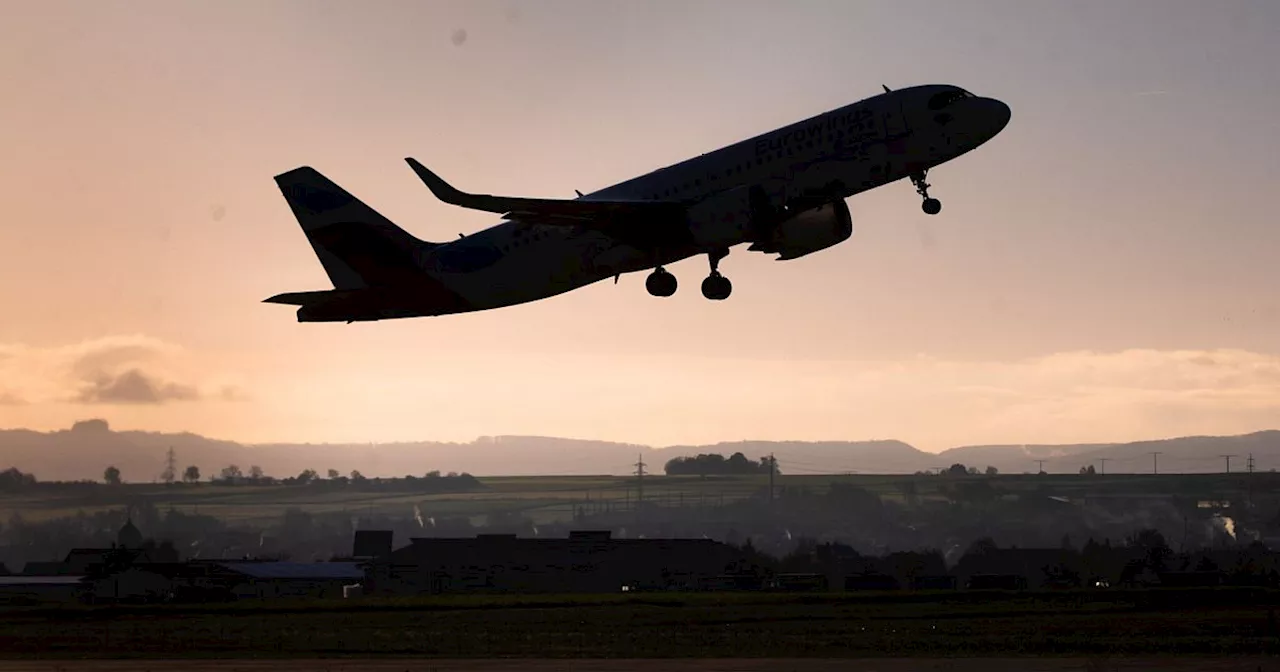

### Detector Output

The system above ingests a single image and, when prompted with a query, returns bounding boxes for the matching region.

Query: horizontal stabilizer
[263,291,340,306]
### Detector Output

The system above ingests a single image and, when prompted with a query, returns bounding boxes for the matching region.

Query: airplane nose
[982,98,1012,138]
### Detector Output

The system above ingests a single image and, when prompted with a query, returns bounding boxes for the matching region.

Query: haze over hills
[2,420,1279,482]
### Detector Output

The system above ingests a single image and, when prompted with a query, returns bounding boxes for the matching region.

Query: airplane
[266,84,1011,322]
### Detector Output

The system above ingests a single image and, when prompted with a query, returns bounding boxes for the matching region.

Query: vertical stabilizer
[274,166,435,289]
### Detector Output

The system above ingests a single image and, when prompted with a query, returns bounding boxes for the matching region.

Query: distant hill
[936,443,1116,473]
[0,419,1276,481]
[1071,431,1280,475]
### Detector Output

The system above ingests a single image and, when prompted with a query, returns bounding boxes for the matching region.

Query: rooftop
[0,576,85,586]
[215,562,364,581]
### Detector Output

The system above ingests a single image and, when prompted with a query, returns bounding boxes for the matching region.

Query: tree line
[664,452,778,476]
[0,464,483,493]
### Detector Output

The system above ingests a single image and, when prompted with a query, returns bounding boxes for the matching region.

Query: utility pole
[1247,453,1256,509]
[161,447,177,484]
[1098,458,1109,475]
[634,453,646,508]
[1149,451,1162,475]
[1220,454,1236,474]
[1035,460,1047,474]
[768,453,776,505]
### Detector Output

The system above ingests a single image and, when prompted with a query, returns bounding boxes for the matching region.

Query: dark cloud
[0,391,26,405]
[75,368,200,405]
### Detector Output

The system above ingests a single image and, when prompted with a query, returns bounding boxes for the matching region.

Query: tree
[985,466,998,476]
[327,469,340,480]
[249,465,264,481]
[103,465,121,485]
[350,470,366,482]
[946,463,969,477]
[182,465,200,483]
[1078,465,1096,475]
[0,468,37,490]
[219,465,243,482]
[425,470,441,479]
[297,469,318,484]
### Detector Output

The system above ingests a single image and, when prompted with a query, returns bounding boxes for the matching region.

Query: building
[375,530,749,595]
[87,564,183,604]
[0,576,85,605]
[201,561,365,600]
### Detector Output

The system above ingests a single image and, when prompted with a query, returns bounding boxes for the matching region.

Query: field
[0,472,1263,527]
[0,590,1278,659]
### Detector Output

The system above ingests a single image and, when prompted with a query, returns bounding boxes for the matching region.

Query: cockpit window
[927,90,974,110]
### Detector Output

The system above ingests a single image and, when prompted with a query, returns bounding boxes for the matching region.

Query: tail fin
[274,166,437,289]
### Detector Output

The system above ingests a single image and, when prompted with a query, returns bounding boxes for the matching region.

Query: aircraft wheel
[701,273,732,301]
[922,198,942,215]
[646,268,677,297]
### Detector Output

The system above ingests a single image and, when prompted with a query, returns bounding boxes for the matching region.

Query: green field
[0,471,1264,527]
[1,589,1277,658]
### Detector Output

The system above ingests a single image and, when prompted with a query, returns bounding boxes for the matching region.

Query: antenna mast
[634,453,647,508]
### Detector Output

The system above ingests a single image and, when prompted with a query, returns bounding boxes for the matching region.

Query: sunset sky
[2,0,1279,451]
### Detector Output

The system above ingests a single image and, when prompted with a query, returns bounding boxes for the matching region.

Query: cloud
[0,335,244,407]
[75,368,199,405]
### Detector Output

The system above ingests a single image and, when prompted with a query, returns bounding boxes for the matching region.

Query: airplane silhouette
[267,84,1010,322]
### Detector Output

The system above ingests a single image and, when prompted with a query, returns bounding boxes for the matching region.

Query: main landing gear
[644,248,733,301]
[645,266,677,297]
[701,248,731,301]
[911,170,942,215]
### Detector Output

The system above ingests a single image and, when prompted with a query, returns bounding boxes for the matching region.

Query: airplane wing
[405,158,686,226]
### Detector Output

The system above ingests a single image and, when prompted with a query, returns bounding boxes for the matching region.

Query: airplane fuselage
[269,84,1011,321]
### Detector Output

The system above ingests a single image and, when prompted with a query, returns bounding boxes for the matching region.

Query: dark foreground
[0,659,1275,672]
[1,590,1278,659]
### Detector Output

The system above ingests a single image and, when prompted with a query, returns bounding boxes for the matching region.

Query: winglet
[405,158,474,207]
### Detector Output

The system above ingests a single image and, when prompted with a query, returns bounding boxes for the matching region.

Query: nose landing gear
[911,170,942,215]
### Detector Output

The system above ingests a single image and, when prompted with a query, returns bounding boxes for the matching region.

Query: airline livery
[267,84,1011,322]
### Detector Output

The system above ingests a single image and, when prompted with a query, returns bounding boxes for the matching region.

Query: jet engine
[750,199,853,260]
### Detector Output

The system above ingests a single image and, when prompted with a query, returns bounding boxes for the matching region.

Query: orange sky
[2,0,1279,451]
